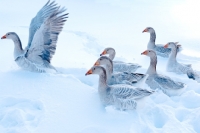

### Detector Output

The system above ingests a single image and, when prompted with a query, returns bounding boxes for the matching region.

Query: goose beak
[1,35,6,39]
[141,50,148,55]
[85,69,93,76]
[100,50,107,56]
[164,44,168,48]
[142,29,148,33]
[94,61,100,66]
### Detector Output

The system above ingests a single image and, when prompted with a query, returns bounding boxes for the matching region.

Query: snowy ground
[0,0,200,133]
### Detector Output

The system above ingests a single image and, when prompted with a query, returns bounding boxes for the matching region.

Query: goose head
[142,27,155,33]
[94,56,112,66]
[85,66,106,76]
[1,32,17,40]
[141,50,156,57]
[164,42,179,49]
[100,47,115,56]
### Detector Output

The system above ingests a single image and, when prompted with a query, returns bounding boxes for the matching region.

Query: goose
[100,47,141,73]
[94,56,145,85]
[142,27,181,58]
[164,42,200,82]
[141,50,185,96]
[85,66,153,110]
[1,1,68,72]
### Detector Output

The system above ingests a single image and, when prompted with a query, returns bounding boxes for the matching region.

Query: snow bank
[0,0,200,133]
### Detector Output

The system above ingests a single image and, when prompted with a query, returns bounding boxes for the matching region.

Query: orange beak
[164,44,168,48]
[1,35,6,39]
[100,50,107,56]
[94,61,100,66]
[142,28,148,33]
[85,69,93,76]
[141,50,148,55]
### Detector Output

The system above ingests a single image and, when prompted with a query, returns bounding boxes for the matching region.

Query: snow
[0,0,200,133]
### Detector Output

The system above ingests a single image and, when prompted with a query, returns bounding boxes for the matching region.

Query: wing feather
[26,1,68,65]
[153,74,184,90]
[27,0,60,48]
[111,85,152,100]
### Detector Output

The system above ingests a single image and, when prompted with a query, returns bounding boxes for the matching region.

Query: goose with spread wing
[141,50,185,96]
[142,27,181,58]
[164,42,200,82]
[94,56,145,85]
[100,47,141,73]
[1,1,68,72]
[85,66,153,110]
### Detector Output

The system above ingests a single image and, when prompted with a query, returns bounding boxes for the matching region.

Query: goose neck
[108,52,115,60]
[105,63,113,80]
[98,72,109,94]
[146,55,157,75]
[168,48,177,62]
[12,35,24,59]
[148,31,156,49]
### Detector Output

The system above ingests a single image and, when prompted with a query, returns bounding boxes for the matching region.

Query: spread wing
[26,1,68,65]
[27,0,58,48]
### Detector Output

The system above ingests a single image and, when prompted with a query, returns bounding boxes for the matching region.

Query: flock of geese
[85,26,200,110]
[1,1,200,110]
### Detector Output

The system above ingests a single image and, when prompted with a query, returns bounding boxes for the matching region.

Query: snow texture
[0,0,200,133]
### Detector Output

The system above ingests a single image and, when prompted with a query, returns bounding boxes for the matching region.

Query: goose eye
[7,33,10,35]
[94,68,95,70]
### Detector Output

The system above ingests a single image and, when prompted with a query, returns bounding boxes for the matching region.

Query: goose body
[164,42,192,74]
[94,56,145,85]
[141,50,185,96]
[142,27,181,58]
[145,74,185,96]
[100,47,141,73]
[1,1,68,72]
[164,42,200,82]
[85,66,153,110]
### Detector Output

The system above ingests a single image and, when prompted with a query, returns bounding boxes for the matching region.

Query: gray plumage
[165,42,192,74]
[100,47,141,73]
[110,72,146,85]
[146,74,185,95]
[187,70,200,82]
[113,62,141,73]
[95,56,145,85]
[86,66,153,110]
[165,42,200,82]
[1,1,68,72]
[143,27,181,58]
[142,50,185,96]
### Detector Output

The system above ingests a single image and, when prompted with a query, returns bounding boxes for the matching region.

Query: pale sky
[0,0,200,64]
